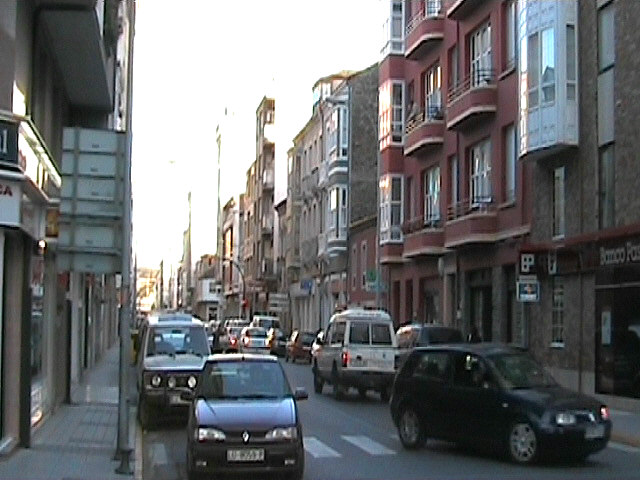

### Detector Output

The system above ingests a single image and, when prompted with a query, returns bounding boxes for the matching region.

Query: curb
[611,432,640,449]
[134,417,142,480]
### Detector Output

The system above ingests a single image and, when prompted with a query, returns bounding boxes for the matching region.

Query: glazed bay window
[380,174,404,243]
[553,166,565,239]
[505,124,516,203]
[527,27,556,108]
[470,22,492,86]
[470,139,492,205]
[424,166,441,226]
[381,0,405,56]
[328,186,348,239]
[551,278,564,347]
[425,64,442,119]
[379,80,405,150]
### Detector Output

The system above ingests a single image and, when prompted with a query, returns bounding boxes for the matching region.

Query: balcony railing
[405,105,444,135]
[406,0,443,35]
[402,215,442,235]
[447,197,495,221]
[447,68,496,105]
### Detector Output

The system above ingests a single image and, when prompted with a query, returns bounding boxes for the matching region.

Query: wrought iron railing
[406,0,443,35]
[446,197,495,221]
[447,68,495,104]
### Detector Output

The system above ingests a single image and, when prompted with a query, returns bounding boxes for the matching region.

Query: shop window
[551,278,564,347]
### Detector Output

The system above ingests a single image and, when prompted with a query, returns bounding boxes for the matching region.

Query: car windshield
[146,326,209,357]
[422,327,463,344]
[199,361,292,399]
[244,327,267,337]
[488,352,557,389]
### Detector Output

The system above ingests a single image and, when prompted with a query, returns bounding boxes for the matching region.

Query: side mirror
[294,387,308,401]
[180,390,195,402]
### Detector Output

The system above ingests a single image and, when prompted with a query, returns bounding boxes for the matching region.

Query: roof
[147,312,203,326]
[206,353,279,363]
[332,308,392,321]
[415,343,526,356]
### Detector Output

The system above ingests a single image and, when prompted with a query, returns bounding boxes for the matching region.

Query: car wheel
[313,369,324,394]
[138,396,154,430]
[380,387,390,402]
[358,387,367,399]
[332,366,346,400]
[397,407,425,449]
[507,420,539,464]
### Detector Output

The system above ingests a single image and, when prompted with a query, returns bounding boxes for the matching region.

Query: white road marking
[341,435,396,455]
[608,442,640,454]
[150,442,169,466]
[304,436,342,458]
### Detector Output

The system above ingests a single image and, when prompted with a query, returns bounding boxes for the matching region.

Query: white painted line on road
[304,436,342,458]
[150,442,169,466]
[341,435,396,455]
[609,442,640,454]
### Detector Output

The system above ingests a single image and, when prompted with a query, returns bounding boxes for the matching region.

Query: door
[320,321,345,377]
[410,350,452,439]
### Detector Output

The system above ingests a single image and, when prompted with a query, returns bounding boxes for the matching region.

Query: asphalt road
[141,357,640,480]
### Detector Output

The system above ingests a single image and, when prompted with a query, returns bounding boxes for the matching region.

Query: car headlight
[197,428,226,442]
[265,426,298,441]
[556,412,577,425]
[187,375,197,389]
[151,374,162,387]
[167,376,177,389]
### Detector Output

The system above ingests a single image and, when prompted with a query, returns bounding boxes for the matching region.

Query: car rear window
[302,333,316,345]
[371,323,392,345]
[349,322,370,344]
[423,327,463,344]
[245,327,267,337]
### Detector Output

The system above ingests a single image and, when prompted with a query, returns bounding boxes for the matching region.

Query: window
[598,3,615,72]
[414,352,450,382]
[504,0,517,70]
[382,0,405,56]
[470,22,492,86]
[504,124,516,202]
[425,64,442,119]
[527,33,539,108]
[328,186,347,238]
[470,139,492,205]
[340,188,348,236]
[540,28,555,103]
[599,144,615,229]
[380,174,404,243]
[350,322,370,345]
[424,166,440,225]
[553,166,565,238]
[450,155,459,205]
[333,322,346,345]
[379,80,404,149]
[528,28,556,107]
[351,245,357,291]
[566,25,576,101]
[551,278,564,346]
[371,323,392,345]
[425,0,442,17]
[361,241,367,288]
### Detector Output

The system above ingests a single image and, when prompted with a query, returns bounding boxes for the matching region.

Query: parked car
[285,330,316,363]
[136,315,210,429]
[184,354,307,480]
[312,309,397,401]
[390,343,612,463]
[251,314,281,332]
[218,325,246,353]
[395,323,464,369]
[267,328,287,357]
[239,326,271,354]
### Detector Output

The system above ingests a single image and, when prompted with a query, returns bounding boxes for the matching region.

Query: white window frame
[566,24,577,101]
[379,174,404,244]
[361,241,368,288]
[382,0,405,56]
[553,166,565,239]
[424,166,441,226]
[505,0,517,70]
[425,64,442,120]
[470,22,492,87]
[470,139,492,206]
[379,80,405,150]
[528,27,556,108]
[551,278,564,347]
[339,187,348,239]
[505,124,516,203]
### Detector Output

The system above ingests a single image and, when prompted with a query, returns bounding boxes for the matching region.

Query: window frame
[551,277,564,347]
[378,80,405,150]
[379,174,405,244]
[504,0,517,72]
[425,63,442,120]
[504,123,516,203]
[470,22,492,87]
[423,165,441,226]
[470,138,492,206]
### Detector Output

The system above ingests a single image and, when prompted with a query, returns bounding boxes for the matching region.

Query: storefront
[593,237,640,399]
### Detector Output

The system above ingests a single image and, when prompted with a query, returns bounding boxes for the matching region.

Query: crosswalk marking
[609,442,640,454]
[150,442,169,466]
[341,435,396,455]
[304,436,342,458]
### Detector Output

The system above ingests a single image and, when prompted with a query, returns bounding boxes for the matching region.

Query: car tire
[507,420,539,464]
[397,406,425,449]
[138,396,154,430]
[358,387,368,399]
[332,366,346,400]
[313,369,324,394]
[380,387,390,402]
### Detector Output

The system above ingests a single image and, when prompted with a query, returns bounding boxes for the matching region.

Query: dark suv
[390,344,611,463]
[136,315,210,429]
[395,323,463,369]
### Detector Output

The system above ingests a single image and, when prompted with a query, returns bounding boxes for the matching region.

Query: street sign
[517,278,540,302]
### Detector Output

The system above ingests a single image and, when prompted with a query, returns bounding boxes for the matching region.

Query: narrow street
[141,359,640,480]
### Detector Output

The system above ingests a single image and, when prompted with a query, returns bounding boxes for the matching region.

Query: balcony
[261,216,273,236]
[404,110,444,156]
[445,198,497,248]
[402,217,445,257]
[446,69,497,130]
[39,0,114,110]
[445,0,483,21]
[301,168,318,199]
[262,169,274,191]
[405,1,444,61]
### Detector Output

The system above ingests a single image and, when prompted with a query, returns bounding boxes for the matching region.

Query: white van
[312,309,397,401]
[251,315,281,332]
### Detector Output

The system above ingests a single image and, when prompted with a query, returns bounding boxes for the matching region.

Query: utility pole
[116,0,135,474]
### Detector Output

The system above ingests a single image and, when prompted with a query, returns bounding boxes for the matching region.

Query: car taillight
[600,406,610,420]
[341,351,349,367]
[230,336,237,346]
[243,336,250,346]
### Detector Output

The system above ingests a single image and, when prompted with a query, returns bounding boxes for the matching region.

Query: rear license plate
[585,424,605,439]
[227,449,265,462]
[169,394,188,405]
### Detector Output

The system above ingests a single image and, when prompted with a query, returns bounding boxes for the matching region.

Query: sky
[131,0,388,270]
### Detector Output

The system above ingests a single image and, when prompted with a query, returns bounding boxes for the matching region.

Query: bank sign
[600,241,640,267]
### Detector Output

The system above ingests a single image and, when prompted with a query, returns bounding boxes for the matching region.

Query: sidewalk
[0,344,139,480]
[610,409,640,448]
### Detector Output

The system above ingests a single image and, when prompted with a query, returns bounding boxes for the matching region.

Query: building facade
[378,0,532,338]
[0,0,133,451]
[221,196,245,319]
[242,97,276,315]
